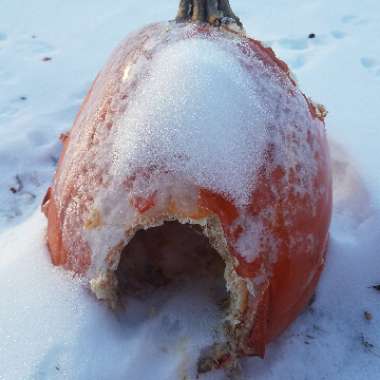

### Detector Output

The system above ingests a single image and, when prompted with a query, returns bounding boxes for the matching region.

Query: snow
[110,33,321,208]
[114,37,269,207]
[0,213,226,380]
[1,0,380,379]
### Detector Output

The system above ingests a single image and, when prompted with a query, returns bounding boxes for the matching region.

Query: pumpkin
[42,0,332,361]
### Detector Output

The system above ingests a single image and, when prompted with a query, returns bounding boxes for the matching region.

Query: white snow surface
[114,38,269,207]
[1,0,380,379]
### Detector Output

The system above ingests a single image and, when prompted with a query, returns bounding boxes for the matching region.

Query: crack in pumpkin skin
[42,21,332,361]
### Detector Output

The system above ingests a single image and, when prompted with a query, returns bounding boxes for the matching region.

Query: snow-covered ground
[1,0,380,379]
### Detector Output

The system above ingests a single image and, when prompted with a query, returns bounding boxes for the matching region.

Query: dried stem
[176,0,243,28]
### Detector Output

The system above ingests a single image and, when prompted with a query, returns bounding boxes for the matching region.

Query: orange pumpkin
[42,0,332,359]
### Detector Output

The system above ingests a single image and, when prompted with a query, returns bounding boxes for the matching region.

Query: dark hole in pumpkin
[116,221,227,301]
[115,221,237,373]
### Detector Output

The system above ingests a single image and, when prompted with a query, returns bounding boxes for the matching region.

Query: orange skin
[42,22,332,357]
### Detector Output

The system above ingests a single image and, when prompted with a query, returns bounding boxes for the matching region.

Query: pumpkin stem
[176,0,243,29]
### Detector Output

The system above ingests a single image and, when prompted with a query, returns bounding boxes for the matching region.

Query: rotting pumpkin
[42,0,332,364]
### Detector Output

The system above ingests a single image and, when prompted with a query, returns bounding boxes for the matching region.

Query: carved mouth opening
[115,220,246,371]
[116,221,227,300]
